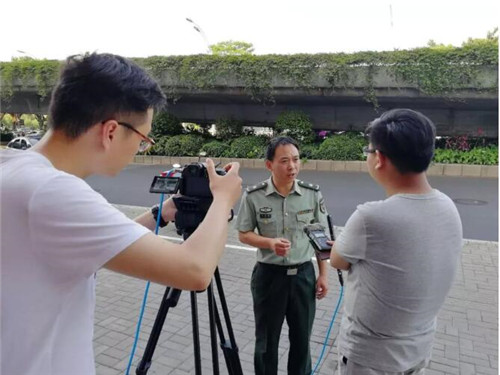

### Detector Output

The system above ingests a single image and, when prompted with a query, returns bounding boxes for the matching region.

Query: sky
[2,0,499,61]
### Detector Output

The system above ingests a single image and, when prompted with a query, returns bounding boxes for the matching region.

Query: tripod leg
[136,287,182,375]
[207,281,220,375]
[213,267,244,375]
[190,291,203,375]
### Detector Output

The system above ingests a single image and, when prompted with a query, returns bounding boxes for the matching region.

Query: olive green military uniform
[236,177,328,375]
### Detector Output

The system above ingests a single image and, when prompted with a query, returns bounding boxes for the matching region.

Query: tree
[34,114,48,132]
[215,117,244,140]
[486,27,498,40]
[426,39,452,48]
[209,40,254,56]
[275,110,315,144]
[462,28,498,47]
[151,112,183,137]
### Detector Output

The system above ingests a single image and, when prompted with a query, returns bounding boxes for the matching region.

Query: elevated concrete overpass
[2,65,498,137]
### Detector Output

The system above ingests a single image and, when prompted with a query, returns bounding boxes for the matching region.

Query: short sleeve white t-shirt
[1,150,150,375]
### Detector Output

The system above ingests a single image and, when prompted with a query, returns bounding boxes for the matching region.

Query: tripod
[135,234,243,375]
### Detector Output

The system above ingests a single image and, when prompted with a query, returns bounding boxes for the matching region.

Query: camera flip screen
[149,176,179,194]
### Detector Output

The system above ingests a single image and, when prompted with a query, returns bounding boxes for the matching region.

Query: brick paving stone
[476,364,499,374]
[458,362,476,375]
[92,205,498,375]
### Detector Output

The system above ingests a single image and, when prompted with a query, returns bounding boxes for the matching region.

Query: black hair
[266,136,300,161]
[48,53,166,138]
[365,108,436,174]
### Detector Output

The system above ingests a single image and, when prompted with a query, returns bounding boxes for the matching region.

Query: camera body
[149,162,226,198]
[149,162,227,237]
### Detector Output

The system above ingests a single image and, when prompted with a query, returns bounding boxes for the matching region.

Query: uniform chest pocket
[256,217,277,237]
[296,212,315,225]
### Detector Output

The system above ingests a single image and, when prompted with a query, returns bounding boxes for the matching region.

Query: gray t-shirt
[336,189,462,372]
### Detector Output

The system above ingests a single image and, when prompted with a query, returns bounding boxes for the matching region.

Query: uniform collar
[265,177,303,196]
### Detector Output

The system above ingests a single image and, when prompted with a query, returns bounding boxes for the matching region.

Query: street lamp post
[16,50,38,59]
[186,18,211,54]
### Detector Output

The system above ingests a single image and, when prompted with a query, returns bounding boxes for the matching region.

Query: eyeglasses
[117,121,155,153]
[362,146,377,157]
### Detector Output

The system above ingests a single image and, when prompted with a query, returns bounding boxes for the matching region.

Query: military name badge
[319,198,326,213]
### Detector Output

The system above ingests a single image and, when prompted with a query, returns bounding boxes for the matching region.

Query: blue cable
[125,193,165,375]
[311,285,344,374]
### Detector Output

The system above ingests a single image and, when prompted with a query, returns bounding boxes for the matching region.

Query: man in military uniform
[236,136,330,375]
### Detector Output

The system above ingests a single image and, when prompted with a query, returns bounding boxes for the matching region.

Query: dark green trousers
[251,261,316,375]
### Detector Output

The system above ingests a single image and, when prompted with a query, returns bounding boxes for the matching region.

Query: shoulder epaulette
[246,181,267,193]
[298,180,320,191]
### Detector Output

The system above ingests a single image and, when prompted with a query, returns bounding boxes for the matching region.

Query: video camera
[150,162,226,198]
[149,161,230,238]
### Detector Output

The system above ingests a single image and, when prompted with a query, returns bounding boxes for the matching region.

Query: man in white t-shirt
[0,53,242,375]
[329,109,462,374]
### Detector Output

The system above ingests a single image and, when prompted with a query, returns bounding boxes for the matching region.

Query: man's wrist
[151,204,168,228]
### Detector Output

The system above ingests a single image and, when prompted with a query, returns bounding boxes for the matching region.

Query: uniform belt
[257,261,311,272]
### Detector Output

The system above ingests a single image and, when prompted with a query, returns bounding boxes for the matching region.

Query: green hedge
[433,146,498,165]
[214,117,244,140]
[299,143,318,160]
[201,140,231,157]
[163,135,206,156]
[275,110,315,143]
[312,133,367,160]
[147,133,497,165]
[148,136,171,155]
[152,112,183,137]
[228,136,268,158]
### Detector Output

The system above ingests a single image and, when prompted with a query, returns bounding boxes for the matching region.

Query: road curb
[132,156,498,179]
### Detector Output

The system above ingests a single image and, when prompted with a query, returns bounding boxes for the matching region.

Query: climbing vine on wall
[0,58,60,99]
[1,40,497,106]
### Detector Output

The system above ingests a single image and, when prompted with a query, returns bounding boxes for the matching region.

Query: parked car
[6,137,38,150]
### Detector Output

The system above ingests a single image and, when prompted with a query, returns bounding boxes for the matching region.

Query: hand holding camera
[160,195,179,222]
[206,158,242,208]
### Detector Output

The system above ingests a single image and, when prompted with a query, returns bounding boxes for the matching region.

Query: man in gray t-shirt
[330,109,462,374]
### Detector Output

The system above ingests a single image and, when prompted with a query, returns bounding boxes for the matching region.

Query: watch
[151,204,168,228]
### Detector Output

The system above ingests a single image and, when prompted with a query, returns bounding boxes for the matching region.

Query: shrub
[433,146,498,165]
[313,132,367,160]
[201,140,231,157]
[152,112,183,137]
[147,136,170,155]
[0,131,14,142]
[299,143,319,160]
[274,110,315,143]
[215,117,244,140]
[164,135,206,156]
[228,136,268,158]
[435,135,497,151]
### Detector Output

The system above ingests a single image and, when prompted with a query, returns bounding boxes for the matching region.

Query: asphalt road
[85,164,498,241]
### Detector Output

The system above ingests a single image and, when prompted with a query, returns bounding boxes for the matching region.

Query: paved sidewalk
[94,205,498,375]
